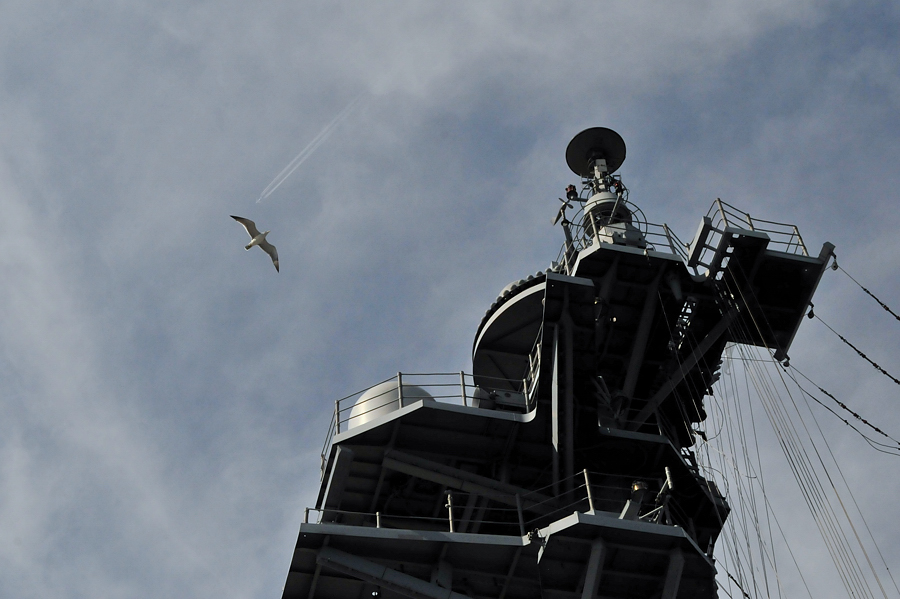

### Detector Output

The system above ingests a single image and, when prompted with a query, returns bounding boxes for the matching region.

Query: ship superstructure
[281,127,833,599]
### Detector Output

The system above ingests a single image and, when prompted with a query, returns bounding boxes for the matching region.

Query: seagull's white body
[231,215,279,272]
[244,231,269,250]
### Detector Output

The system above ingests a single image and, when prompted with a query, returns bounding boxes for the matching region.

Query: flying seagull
[231,215,279,272]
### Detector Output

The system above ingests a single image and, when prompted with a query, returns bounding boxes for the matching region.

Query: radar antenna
[565,127,626,179]
[559,127,646,249]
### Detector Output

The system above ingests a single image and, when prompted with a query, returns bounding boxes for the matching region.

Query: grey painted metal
[281,128,831,599]
[515,494,525,536]
[580,538,607,599]
[306,563,321,599]
[661,548,685,599]
[583,470,595,513]
[563,312,575,496]
[498,546,523,599]
[621,265,665,401]
[445,492,454,533]
[367,420,400,513]
[549,284,577,496]
[316,546,469,599]
[459,371,467,406]
[299,520,528,546]
[381,449,557,515]
[629,307,739,430]
[772,241,835,361]
[320,446,353,515]
[551,324,560,496]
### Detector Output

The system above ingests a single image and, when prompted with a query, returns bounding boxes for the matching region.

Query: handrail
[320,372,529,475]
[523,323,545,408]
[552,198,810,280]
[305,468,684,536]
[706,198,809,256]
[555,218,687,274]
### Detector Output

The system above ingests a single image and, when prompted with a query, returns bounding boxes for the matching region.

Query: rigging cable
[836,263,900,324]
[738,344,866,597]
[787,363,900,598]
[700,356,811,598]
[739,343,876,599]
[723,268,882,598]
[733,261,899,597]
[722,279,850,597]
[653,292,747,592]
[786,366,900,455]
[814,315,900,387]
[729,275,881,599]
[723,569,754,599]
[656,290,776,597]
[742,348,783,597]
[721,347,766,598]
[733,349,776,598]
[773,354,890,599]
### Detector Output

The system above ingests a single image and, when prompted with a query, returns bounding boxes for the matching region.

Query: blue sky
[1,1,898,597]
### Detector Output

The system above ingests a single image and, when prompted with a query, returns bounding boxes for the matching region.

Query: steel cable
[725,264,890,598]
[837,264,900,324]
[814,314,900,387]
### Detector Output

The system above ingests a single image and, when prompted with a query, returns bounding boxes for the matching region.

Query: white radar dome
[347,381,434,429]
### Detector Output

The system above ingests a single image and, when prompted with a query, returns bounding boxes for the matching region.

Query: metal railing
[555,204,689,275]
[320,372,528,477]
[522,323,545,405]
[706,198,809,256]
[554,198,809,278]
[305,468,683,537]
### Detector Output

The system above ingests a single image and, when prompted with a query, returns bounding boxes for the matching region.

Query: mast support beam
[629,307,738,430]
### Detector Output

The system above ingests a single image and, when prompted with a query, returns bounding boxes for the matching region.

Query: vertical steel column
[551,286,575,497]
[583,470,594,512]
[715,197,727,227]
[460,371,467,406]
[580,538,607,599]
[397,372,404,408]
[445,492,454,532]
[621,266,665,403]
[562,288,575,495]
[661,548,685,599]
[335,400,340,433]
[551,324,560,497]
[515,494,525,536]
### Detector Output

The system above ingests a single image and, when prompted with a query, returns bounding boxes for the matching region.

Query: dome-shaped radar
[347,381,434,429]
[565,127,627,177]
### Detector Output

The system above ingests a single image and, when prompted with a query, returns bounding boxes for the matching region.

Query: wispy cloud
[0,2,898,598]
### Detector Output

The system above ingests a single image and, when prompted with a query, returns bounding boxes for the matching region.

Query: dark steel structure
[280,128,833,598]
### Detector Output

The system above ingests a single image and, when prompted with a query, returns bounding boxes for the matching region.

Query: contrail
[257,96,362,203]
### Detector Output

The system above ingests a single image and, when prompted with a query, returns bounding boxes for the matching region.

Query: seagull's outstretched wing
[260,241,279,272]
[231,215,261,238]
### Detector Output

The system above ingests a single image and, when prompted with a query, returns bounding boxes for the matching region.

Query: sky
[1,1,899,597]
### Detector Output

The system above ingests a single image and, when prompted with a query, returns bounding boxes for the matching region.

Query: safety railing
[554,198,809,278]
[522,323,545,406]
[555,205,689,275]
[305,468,683,538]
[320,372,528,477]
[706,198,809,256]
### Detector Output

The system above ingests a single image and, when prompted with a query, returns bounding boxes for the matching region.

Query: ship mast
[281,127,834,599]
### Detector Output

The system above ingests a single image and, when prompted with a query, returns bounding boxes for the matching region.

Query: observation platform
[280,125,832,599]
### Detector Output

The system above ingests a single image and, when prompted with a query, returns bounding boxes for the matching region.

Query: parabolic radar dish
[565,127,627,177]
